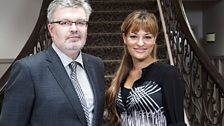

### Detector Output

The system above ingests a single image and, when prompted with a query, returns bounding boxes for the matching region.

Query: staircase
[84,0,168,87]
[1,0,224,125]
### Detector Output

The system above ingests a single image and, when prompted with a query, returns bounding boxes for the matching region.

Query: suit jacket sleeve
[163,66,186,126]
[0,60,35,126]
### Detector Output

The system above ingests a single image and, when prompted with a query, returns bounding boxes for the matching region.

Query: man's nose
[69,23,78,32]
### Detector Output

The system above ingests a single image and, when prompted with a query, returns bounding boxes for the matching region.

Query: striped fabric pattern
[70,61,90,126]
[117,81,167,126]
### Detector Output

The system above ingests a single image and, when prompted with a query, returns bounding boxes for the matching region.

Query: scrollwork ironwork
[159,0,224,125]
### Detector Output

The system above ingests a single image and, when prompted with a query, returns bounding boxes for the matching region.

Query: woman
[106,10,186,126]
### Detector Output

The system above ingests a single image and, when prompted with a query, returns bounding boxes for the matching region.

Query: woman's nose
[137,37,144,46]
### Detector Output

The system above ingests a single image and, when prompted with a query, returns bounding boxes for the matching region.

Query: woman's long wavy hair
[106,10,159,125]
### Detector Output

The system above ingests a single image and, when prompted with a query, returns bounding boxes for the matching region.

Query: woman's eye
[129,35,137,39]
[145,36,152,39]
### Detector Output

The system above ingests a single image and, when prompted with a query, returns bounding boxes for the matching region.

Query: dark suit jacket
[0,46,105,126]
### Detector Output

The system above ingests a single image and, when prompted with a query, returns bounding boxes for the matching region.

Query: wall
[0,0,42,77]
[185,9,203,42]
[184,1,224,56]
[203,0,224,56]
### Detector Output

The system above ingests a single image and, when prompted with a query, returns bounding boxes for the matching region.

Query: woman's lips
[134,48,147,53]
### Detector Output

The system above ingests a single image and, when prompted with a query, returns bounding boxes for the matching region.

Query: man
[0,0,105,126]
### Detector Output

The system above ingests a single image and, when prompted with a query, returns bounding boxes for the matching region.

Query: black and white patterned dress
[116,63,168,126]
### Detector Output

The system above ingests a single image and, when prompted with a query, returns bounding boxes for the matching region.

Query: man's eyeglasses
[50,20,88,27]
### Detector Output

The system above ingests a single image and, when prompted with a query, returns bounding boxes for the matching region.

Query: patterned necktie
[69,61,90,126]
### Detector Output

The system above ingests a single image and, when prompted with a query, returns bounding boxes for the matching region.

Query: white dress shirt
[52,43,94,125]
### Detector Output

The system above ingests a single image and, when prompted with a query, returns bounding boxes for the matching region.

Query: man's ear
[48,23,54,36]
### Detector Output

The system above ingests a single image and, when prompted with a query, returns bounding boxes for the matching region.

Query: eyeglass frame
[49,20,89,27]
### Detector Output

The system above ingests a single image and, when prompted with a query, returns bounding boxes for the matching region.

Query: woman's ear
[122,33,127,44]
[154,34,158,41]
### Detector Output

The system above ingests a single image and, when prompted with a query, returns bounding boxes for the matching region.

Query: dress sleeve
[162,65,186,126]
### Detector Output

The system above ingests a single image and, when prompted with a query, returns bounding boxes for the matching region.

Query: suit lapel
[82,54,102,125]
[82,55,99,100]
[46,46,87,126]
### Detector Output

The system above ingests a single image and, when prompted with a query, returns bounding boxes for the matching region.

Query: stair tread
[92,10,157,13]
[84,46,123,48]
[103,59,120,62]
[88,33,121,35]
[89,21,122,23]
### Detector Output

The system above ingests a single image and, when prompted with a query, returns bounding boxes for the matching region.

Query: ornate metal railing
[0,0,53,110]
[159,0,224,125]
[211,56,224,77]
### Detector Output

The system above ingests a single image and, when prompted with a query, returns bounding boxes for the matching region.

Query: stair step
[104,75,113,88]
[83,46,123,60]
[90,1,157,11]
[88,21,121,33]
[90,10,158,22]
[87,33,123,46]
[104,60,120,76]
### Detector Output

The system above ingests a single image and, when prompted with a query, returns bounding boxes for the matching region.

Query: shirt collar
[52,43,84,68]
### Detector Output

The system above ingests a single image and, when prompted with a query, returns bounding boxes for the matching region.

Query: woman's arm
[163,65,186,126]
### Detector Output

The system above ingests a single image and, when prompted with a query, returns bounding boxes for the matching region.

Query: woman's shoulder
[153,62,180,79]
[154,62,177,71]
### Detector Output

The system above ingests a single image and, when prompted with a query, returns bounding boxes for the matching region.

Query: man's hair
[47,0,92,22]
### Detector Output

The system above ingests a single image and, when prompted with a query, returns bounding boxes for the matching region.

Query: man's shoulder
[82,53,103,62]
[16,50,48,66]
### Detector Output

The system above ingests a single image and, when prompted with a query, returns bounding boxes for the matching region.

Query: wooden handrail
[173,0,224,90]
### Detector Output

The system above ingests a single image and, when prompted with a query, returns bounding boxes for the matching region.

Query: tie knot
[69,61,78,72]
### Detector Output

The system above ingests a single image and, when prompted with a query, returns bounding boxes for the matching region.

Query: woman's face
[123,29,156,62]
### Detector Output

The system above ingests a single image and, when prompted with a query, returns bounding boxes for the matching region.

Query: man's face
[48,7,88,58]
